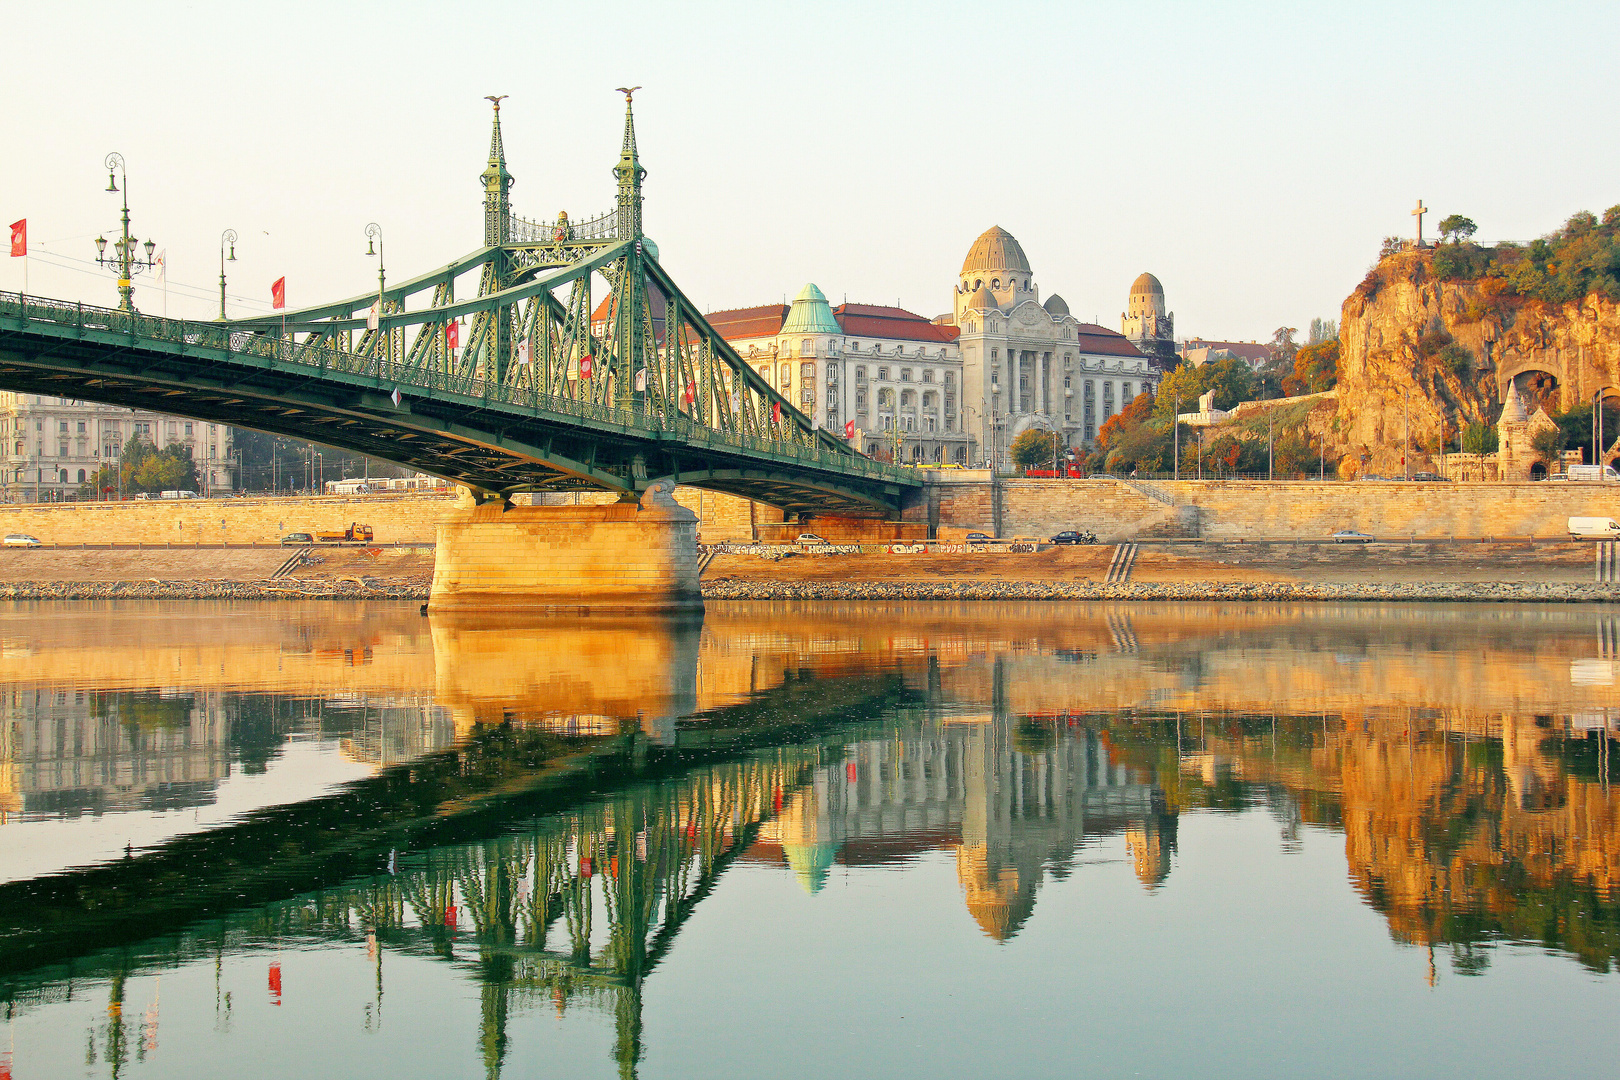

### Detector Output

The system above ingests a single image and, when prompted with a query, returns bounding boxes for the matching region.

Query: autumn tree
[1009,428,1065,471]
[1153,356,1258,421]
[1097,391,1154,448]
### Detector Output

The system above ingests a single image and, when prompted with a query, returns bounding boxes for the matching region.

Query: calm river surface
[2,600,1619,1079]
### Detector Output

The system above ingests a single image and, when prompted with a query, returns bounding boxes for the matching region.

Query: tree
[1531,426,1567,460]
[91,435,199,496]
[1153,356,1258,421]
[1097,391,1154,449]
[1460,422,1498,454]
[1009,428,1064,471]
[1269,326,1299,370]
[1437,214,1478,244]
[1283,340,1340,396]
[1307,317,1337,345]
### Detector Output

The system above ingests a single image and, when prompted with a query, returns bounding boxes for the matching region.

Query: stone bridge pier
[427,478,702,613]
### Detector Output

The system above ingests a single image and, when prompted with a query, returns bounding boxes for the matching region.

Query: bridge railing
[1,291,914,487]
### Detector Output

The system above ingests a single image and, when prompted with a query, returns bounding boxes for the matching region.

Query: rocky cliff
[1335,249,1620,472]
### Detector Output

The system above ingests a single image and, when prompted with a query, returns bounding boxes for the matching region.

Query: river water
[1,600,1618,1079]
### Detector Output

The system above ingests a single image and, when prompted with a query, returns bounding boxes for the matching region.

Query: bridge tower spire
[481,95,513,247]
[613,87,645,239]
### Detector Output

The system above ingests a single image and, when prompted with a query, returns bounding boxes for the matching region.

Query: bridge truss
[0,94,918,515]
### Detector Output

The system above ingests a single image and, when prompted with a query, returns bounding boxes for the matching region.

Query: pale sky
[5,1,1616,342]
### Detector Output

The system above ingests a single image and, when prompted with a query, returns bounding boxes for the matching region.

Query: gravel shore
[0,578,1614,603]
[700,579,1620,603]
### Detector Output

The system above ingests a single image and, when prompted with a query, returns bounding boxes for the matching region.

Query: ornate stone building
[707,284,973,464]
[0,393,237,502]
[947,226,1160,467]
[1121,272,1177,371]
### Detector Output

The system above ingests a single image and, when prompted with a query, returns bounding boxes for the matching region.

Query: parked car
[1331,530,1375,543]
[279,532,315,546]
[795,533,828,545]
[1411,472,1450,482]
[2,534,41,547]
[1568,517,1620,539]
[1049,530,1098,545]
[964,532,993,544]
[1357,474,1389,481]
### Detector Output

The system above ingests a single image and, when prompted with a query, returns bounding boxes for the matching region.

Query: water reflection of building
[756,714,1178,938]
[0,688,230,816]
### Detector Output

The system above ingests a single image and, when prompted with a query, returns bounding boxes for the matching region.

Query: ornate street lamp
[94,153,159,312]
[218,229,238,320]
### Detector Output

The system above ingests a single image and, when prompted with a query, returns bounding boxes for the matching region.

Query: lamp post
[94,153,159,312]
[1173,396,1180,480]
[365,222,386,362]
[217,229,238,320]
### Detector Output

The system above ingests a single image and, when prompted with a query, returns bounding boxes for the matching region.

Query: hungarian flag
[445,320,459,349]
[579,353,593,379]
[271,277,286,310]
[682,381,695,406]
[515,337,531,365]
[844,419,855,439]
[366,302,379,331]
[634,367,646,392]
[8,219,23,258]
[154,250,164,281]
[772,400,782,424]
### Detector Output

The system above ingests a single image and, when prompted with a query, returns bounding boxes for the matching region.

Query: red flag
[682,381,695,406]
[579,353,593,379]
[444,904,458,928]
[445,320,459,349]
[772,400,782,424]
[268,962,282,1005]
[846,761,857,781]
[844,420,855,439]
[8,219,23,258]
[580,856,594,878]
[271,277,286,310]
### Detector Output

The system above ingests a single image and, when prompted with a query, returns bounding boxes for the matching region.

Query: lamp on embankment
[218,229,237,321]
[95,153,160,313]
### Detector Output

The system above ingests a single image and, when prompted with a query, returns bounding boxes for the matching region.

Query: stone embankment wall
[1,477,1614,548]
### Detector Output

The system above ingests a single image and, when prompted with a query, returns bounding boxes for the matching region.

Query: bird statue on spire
[615,86,641,102]
[486,94,507,108]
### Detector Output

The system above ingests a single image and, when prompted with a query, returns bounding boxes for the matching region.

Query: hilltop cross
[1412,199,1428,246]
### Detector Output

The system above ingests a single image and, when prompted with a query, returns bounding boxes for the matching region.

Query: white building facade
[0,393,237,502]
[946,226,1160,467]
[708,285,974,464]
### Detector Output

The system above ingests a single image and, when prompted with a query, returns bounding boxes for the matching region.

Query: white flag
[154,250,165,281]
[366,302,380,331]
[390,388,401,408]
[635,368,646,392]
[516,337,531,365]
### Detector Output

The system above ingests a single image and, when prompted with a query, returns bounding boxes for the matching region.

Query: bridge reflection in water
[0,603,1618,1078]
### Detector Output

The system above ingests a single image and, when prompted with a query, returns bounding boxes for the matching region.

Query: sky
[4,0,1617,341]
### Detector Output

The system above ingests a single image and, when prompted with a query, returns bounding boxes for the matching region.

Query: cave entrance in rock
[1514,370,1562,414]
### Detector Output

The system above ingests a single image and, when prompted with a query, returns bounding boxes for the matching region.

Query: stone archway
[1530,461,1547,481]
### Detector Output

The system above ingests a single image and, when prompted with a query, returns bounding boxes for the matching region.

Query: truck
[314,522,375,544]
[1567,517,1620,540]
[1564,464,1620,482]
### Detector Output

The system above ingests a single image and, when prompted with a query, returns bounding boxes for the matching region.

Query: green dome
[781,283,840,336]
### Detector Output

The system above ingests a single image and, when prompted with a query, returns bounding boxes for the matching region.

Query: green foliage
[1009,428,1064,471]
[1270,326,1299,369]
[1103,421,1171,474]
[1307,317,1337,345]
[1550,402,1620,465]
[90,435,198,496]
[1531,426,1567,459]
[1460,422,1498,454]
[1430,207,1620,304]
[1438,342,1474,378]
[1153,356,1257,421]
[1437,214,1477,243]
[1283,340,1339,396]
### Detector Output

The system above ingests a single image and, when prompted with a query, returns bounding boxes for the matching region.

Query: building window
[901,390,916,408]
[77,469,86,483]
[184,422,193,437]
[800,388,814,407]
[855,366,866,380]
[57,443,67,457]
[76,421,86,434]
[800,363,815,379]
[800,338,813,357]
[923,391,938,409]
[57,421,67,434]
[990,349,998,361]
[901,368,913,382]
[944,371,955,387]
[877,367,889,381]
[922,370,934,383]
[877,388,895,409]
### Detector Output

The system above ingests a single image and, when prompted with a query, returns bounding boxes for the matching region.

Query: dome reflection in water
[1,600,1618,1079]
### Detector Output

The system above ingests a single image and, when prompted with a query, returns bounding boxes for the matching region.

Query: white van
[1568,517,1620,539]
[1565,465,1620,482]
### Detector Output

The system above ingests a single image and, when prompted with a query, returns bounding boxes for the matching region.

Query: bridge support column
[428,479,702,613]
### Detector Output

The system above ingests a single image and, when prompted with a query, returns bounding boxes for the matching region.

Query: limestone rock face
[1336,250,1620,473]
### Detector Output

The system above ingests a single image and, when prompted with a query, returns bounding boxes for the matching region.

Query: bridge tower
[480,96,515,379]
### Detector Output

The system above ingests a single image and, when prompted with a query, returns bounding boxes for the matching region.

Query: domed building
[949,226,1161,465]
[1121,272,1177,372]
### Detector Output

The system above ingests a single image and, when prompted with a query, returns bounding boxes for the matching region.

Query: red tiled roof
[703,303,789,341]
[1181,339,1269,363]
[833,303,961,344]
[1074,322,1147,359]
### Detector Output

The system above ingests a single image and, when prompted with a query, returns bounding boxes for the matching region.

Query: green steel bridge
[0,95,919,516]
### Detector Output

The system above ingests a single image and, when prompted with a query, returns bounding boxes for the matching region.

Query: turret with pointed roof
[613,88,646,239]
[481,96,514,247]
